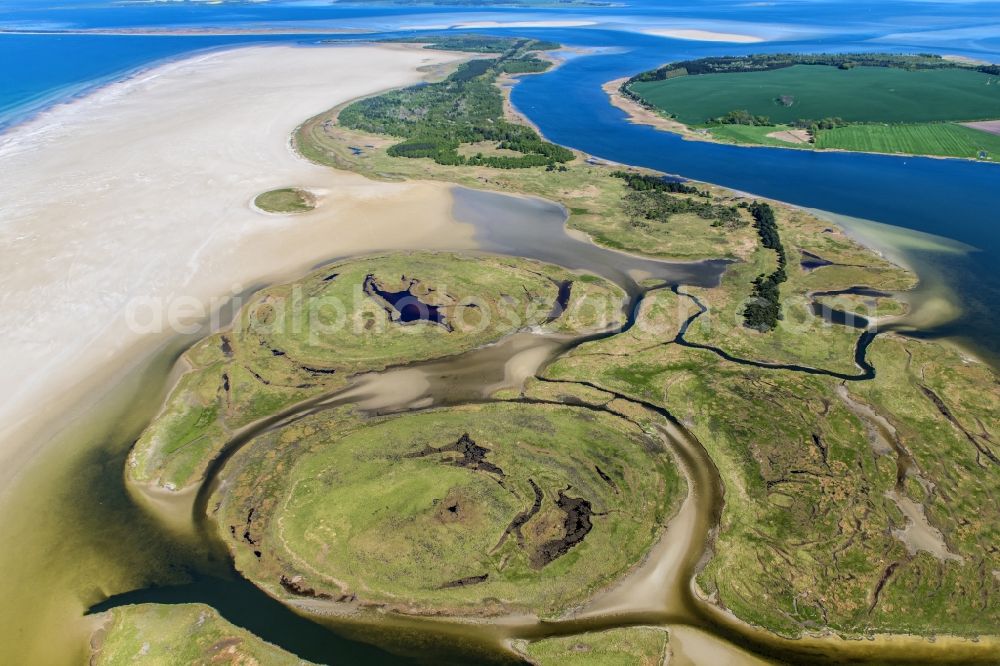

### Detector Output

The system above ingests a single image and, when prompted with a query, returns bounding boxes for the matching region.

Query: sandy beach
[0,44,477,484]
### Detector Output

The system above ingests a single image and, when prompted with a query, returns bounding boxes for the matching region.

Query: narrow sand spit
[602,77,708,141]
[0,44,477,483]
[668,626,773,666]
[642,28,764,43]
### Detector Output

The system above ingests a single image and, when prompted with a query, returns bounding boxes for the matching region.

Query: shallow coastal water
[452,186,731,293]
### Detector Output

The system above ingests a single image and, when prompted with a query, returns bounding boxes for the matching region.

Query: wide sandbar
[0,44,476,486]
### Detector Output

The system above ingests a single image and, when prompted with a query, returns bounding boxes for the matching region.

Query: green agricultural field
[630,65,1000,126]
[128,252,625,492]
[92,604,309,665]
[815,122,1000,159]
[214,402,680,618]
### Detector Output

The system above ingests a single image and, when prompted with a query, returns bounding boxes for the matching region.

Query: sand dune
[0,44,476,479]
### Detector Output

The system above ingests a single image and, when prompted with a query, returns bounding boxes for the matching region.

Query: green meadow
[92,604,307,665]
[516,627,669,665]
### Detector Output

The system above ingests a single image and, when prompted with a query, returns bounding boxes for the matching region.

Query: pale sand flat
[0,44,478,480]
[643,28,765,43]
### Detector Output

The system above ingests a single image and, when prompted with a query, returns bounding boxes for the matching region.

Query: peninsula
[616,53,1000,161]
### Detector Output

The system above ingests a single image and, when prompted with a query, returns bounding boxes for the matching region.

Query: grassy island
[514,627,669,665]
[213,401,679,618]
[128,252,625,492]
[91,604,308,665]
[253,188,316,214]
[545,287,999,637]
[621,53,1000,160]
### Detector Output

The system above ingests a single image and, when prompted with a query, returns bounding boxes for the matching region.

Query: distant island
[615,53,1000,161]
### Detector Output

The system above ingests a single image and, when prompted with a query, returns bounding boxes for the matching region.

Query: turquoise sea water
[2,0,999,366]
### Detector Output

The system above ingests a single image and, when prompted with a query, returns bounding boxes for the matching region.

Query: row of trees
[612,170,699,194]
[795,117,849,130]
[628,52,967,85]
[704,110,852,136]
[741,202,788,332]
[710,109,772,126]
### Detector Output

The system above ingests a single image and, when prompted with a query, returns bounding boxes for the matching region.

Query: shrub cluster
[499,57,552,74]
[710,109,772,126]
[741,202,787,331]
[612,170,699,194]
[792,116,849,134]
[614,171,744,230]
[339,38,572,169]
